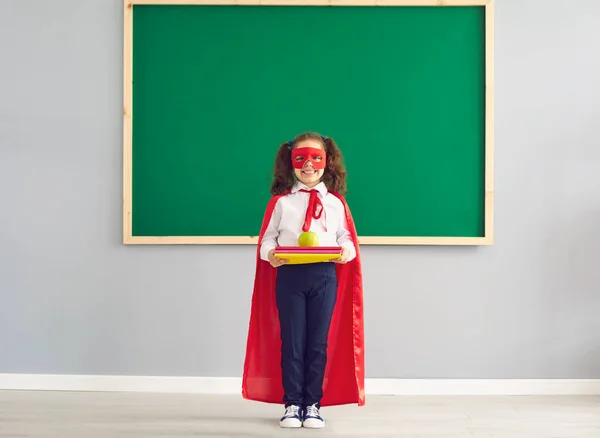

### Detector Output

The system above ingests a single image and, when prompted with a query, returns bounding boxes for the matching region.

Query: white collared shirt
[259,181,357,262]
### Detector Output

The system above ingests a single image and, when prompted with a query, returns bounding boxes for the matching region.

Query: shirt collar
[291,181,328,197]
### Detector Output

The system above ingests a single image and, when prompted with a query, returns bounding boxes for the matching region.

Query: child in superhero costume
[242,132,365,429]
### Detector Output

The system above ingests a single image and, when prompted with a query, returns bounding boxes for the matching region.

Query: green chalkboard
[124,3,493,245]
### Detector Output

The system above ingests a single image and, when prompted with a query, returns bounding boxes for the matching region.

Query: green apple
[298,231,319,247]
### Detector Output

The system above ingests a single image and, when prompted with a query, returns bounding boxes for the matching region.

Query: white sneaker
[280,404,302,428]
[303,404,325,429]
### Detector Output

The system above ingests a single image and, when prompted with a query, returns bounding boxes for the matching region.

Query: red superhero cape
[241,191,365,407]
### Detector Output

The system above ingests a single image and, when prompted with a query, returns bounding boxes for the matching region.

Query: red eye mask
[291,147,326,169]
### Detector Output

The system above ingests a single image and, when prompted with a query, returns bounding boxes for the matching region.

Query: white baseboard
[1,374,599,395]
[364,378,600,395]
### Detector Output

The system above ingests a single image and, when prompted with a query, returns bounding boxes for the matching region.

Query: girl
[242,132,365,429]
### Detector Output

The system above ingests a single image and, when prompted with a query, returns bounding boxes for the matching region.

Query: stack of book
[273,246,342,265]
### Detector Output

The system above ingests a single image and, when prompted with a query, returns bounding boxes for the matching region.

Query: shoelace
[285,405,300,417]
[305,404,320,418]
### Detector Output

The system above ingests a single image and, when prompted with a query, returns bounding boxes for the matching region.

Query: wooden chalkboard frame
[123,0,495,245]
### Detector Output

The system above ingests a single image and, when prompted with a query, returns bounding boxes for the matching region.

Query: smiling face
[292,139,326,188]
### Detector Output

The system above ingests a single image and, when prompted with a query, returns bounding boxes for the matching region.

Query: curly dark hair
[270,132,348,196]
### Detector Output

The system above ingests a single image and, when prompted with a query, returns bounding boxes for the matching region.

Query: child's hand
[330,246,350,264]
[268,249,289,268]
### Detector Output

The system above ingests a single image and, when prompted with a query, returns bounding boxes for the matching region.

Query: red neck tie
[299,189,326,232]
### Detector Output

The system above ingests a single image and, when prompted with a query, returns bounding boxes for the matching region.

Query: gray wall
[1,0,599,379]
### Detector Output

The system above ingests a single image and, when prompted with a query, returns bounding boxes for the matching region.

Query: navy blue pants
[276,262,337,408]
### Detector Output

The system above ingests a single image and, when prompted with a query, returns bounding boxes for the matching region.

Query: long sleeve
[336,209,357,262]
[259,200,282,262]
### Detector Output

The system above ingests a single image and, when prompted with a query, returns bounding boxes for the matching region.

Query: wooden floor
[0,391,599,437]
